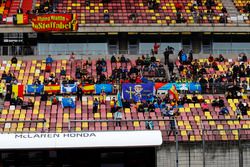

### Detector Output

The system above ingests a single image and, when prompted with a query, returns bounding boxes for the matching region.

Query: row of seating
[33,0,230,24]
[0,94,250,141]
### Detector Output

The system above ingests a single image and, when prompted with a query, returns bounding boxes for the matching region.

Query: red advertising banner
[31,14,78,32]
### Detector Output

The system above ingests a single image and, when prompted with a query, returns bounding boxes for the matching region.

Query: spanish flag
[12,85,24,98]
[81,84,95,93]
[169,85,179,101]
[44,84,60,93]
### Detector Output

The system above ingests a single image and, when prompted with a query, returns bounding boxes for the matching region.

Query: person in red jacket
[153,42,160,54]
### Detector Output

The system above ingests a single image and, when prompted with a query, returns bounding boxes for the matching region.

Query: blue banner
[61,84,77,93]
[122,83,154,102]
[26,84,44,94]
[189,82,202,92]
[157,83,201,92]
[95,84,113,94]
[62,97,75,108]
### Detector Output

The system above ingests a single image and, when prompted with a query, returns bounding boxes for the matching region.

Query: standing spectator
[114,107,122,126]
[50,94,59,105]
[93,98,99,113]
[153,42,160,54]
[146,116,154,130]
[99,89,106,104]
[168,116,176,136]
[77,86,83,101]
[46,55,53,64]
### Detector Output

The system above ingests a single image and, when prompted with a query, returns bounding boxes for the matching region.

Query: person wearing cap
[104,10,110,23]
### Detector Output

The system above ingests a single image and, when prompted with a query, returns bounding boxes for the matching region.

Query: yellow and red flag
[44,84,60,93]
[12,85,24,97]
[169,85,179,101]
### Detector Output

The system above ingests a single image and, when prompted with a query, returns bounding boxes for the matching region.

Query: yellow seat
[190,135,195,141]
[125,108,130,113]
[37,123,43,128]
[101,122,107,127]
[107,113,113,118]
[75,127,81,132]
[94,113,100,118]
[159,121,165,126]
[133,121,140,127]
[217,124,223,129]
[181,130,187,136]
[82,122,88,128]
[178,121,184,126]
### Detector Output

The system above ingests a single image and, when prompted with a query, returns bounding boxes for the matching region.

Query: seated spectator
[33,78,41,85]
[45,63,52,72]
[10,93,16,105]
[136,57,143,66]
[218,54,225,62]
[129,12,137,21]
[11,56,17,64]
[212,97,219,107]
[46,55,53,64]
[208,54,214,62]
[114,107,122,126]
[192,93,198,103]
[148,102,155,112]
[201,101,209,111]
[1,71,7,80]
[6,72,12,83]
[5,91,11,101]
[122,99,130,108]
[27,98,34,109]
[218,97,224,107]
[60,67,66,76]
[219,106,229,115]
[104,10,110,23]
[146,116,154,130]
[120,55,126,63]
[50,94,59,105]
[111,54,117,63]
[16,96,23,105]
[137,104,145,112]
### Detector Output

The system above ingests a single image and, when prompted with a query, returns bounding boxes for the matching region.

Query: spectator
[11,56,17,64]
[168,116,176,136]
[104,10,110,23]
[219,106,229,115]
[114,107,122,126]
[201,101,209,111]
[16,96,23,105]
[153,42,160,54]
[46,55,53,64]
[50,94,59,105]
[77,86,83,101]
[45,63,52,73]
[129,13,137,21]
[120,55,126,63]
[27,98,34,109]
[60,67,66,76]
[93,98,99,113]
[146,116,154,130]
[99,89,106,104]
[111,54,117,63]
[137,104,145,112]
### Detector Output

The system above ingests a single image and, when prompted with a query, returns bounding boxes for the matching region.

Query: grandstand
[0,0,249,167]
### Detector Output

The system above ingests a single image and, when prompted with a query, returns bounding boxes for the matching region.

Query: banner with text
[31,14,78,32]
